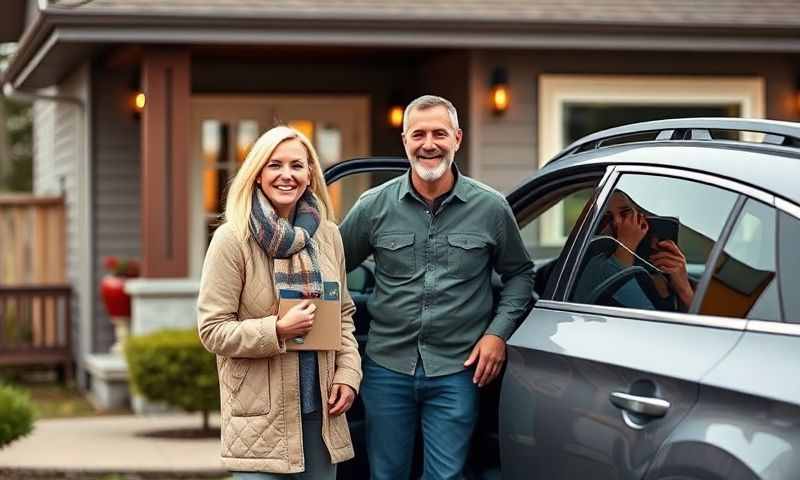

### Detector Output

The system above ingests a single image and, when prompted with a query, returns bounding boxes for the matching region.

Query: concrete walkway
[0,414,228,478]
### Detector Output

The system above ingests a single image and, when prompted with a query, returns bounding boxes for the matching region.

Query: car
[325,117,800,480]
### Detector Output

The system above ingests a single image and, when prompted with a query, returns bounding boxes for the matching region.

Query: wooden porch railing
[0,195,65,284]
[0,285,72,380]
[0,195,71,379]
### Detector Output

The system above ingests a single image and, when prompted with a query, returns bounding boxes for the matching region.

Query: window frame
[507,166,612,301]
[551,164,783,331]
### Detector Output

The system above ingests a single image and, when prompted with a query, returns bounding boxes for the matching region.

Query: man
[339,95,535,480]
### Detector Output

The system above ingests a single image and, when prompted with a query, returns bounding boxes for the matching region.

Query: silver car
[326,118,800,479]
[500,118,800,480]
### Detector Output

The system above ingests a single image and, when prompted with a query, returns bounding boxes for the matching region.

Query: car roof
[532,118,800,206]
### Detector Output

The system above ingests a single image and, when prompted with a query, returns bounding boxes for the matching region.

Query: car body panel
[501,303,745,479]
[646,383,800,480]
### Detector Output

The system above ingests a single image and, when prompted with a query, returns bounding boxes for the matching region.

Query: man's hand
[464,335,506,387]
[328,383,356,416]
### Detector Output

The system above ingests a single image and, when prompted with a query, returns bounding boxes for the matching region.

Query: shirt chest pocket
[375,233,416,278]
[447,233,490,279]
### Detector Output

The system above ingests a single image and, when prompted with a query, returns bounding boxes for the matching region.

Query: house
[1,0,799,408]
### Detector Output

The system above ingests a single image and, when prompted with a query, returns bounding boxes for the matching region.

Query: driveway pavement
[0,413,227,478]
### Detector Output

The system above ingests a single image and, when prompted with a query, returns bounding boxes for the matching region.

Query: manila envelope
[278,281,341,351]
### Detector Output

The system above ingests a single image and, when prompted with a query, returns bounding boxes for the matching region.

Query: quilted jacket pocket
[222,358,271,417]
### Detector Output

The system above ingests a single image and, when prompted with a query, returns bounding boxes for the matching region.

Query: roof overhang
[0,0,27,42]
[5,8,800,90]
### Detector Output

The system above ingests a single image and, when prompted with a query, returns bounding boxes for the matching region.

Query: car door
[323,157,409,479]
[501,165,751,480]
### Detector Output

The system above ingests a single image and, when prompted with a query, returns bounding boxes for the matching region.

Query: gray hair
[403,95,460,132]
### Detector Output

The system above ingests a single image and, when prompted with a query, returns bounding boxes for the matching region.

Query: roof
[3,0,800,89]
[41,0,800,29]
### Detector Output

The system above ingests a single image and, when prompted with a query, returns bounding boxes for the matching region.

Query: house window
[537,75,765,247]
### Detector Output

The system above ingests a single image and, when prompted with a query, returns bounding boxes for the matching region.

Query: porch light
[388,91,405,128]
[133,92,146,112]
[388,105,404,128]
[490,67,509,115]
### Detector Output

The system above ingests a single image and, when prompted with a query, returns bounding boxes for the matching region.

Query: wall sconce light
[490,67,510,115]
[131,91,146,115]
[795,78,800,114]
[388,92,405,128]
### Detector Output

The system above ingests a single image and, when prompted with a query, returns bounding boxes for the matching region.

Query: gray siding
[469,49,800,193]
[91,66,141,352]
[32,68,88,378]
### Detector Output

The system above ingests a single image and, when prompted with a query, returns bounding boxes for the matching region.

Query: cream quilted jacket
[197,220,362,474]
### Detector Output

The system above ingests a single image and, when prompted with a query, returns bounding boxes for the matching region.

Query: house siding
[469,49,800,193]
[32,66,89,381]
[91,65,141,352]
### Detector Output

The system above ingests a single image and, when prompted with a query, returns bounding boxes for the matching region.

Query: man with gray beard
[340,95,534,480]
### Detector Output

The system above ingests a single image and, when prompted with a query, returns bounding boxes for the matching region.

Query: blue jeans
[362,355,479,480]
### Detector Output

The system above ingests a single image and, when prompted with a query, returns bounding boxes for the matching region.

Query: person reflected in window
[573,190,694,311]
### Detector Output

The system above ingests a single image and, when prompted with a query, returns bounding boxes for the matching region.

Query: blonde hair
[224,125,333,240]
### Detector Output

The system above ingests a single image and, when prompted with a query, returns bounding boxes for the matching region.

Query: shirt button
[390,242,396,248]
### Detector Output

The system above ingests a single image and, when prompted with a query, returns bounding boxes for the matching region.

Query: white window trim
[537,74,765,246]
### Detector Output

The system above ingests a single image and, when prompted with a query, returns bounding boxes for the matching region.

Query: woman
[197,125,361,479]
[572,190,694,310]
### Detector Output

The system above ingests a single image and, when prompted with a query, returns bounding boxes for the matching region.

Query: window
[536,75,763,254]
[779,211,800,323]
[568,174,738,312]
[700,200,779,321]
[517,180,600,298]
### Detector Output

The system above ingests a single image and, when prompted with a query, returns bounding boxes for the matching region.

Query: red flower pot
[100,274,131,317]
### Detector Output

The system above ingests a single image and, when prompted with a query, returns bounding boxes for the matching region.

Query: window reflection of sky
[616,174,737,242]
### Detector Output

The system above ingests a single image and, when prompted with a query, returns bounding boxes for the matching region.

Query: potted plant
[100,256,140,353]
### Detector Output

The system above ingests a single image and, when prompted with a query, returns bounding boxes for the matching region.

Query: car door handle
[609,392,670,417]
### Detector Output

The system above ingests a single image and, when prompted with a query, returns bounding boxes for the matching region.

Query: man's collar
[399,164,468,203]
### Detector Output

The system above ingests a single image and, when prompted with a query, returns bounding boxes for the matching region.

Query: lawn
[0,368,130,419]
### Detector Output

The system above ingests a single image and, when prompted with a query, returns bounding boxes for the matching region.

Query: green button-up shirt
[340,169,535,376]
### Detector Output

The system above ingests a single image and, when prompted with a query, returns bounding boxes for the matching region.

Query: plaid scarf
[249,188,323,299]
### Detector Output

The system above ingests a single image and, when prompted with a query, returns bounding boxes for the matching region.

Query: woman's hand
[613,211,649,266]
[328,383,356,416]
[649,240,694,306]
[276,300,316,340]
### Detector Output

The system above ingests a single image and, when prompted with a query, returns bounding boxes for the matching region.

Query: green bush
[125,329,219,430]
[0,384,35,448]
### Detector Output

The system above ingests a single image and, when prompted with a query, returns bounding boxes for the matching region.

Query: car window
[779,210,800,323]
[567,173,738,313]
[699,199,780,321]
[517,183,598,298]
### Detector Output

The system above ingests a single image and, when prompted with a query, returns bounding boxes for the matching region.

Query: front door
[189,95,370,276]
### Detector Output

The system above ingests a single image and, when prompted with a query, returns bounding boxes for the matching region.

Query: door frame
[188,94,371,277]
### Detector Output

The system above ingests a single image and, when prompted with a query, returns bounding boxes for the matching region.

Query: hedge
[125,329,219,430]
[0,384,35,449]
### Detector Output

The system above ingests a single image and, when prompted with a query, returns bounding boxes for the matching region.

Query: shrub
[125,329,219,430]
[0,384,35,448]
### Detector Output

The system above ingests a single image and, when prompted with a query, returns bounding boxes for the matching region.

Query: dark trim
[323,156,409,184]
[164,67,173,258]
[7,9,800,88]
